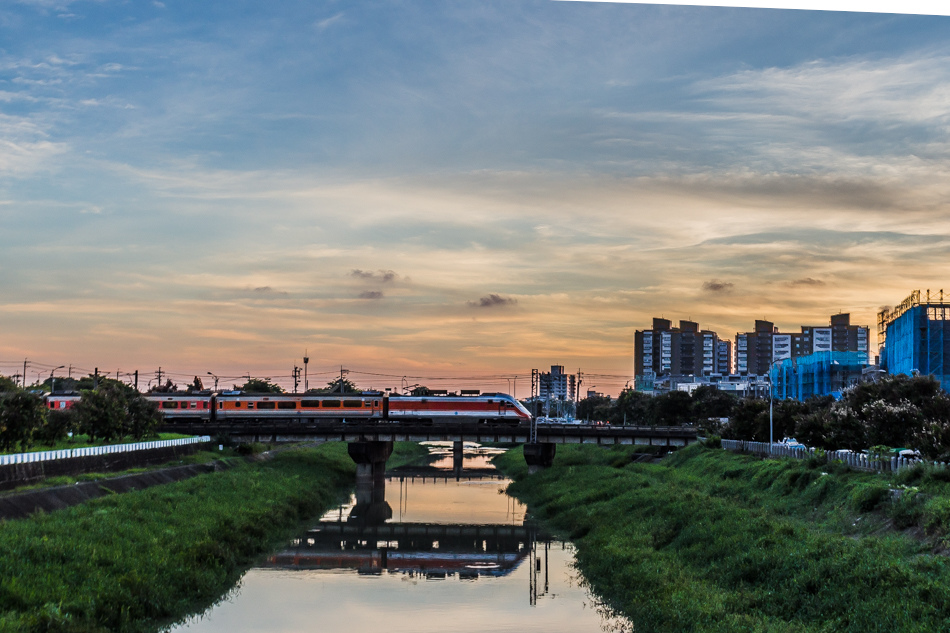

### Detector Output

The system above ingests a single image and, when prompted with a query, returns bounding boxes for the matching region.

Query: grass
[495,443,950,633]
[0,440,430,633]
[1,448,241,494]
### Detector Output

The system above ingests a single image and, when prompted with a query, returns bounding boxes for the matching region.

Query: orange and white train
[45,391,533,426]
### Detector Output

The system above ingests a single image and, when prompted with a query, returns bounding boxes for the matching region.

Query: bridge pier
[453,440,464,478]
[347,441,394,526]
[523,443,556,473]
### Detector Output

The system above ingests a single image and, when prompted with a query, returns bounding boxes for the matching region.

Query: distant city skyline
[2,1,949,396]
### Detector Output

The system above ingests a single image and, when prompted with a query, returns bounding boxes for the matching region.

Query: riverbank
[0,441,428,633]
[495,443,950,633]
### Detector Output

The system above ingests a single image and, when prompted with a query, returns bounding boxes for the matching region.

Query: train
[45,391,533,426]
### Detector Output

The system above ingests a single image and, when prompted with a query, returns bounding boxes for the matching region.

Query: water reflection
[169,443,630,633]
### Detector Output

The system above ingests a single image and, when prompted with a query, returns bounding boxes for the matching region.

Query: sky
[2,0,950,395]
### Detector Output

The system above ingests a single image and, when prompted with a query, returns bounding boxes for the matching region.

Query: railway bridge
[158,420,697,474]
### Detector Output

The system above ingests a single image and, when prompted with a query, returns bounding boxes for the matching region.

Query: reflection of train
[45,392,532,425]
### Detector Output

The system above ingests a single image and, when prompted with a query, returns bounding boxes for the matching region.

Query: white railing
[720,438,947,473]
[0,436,211,467]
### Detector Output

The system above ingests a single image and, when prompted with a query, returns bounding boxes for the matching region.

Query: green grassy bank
[496,443,950,633]
[0,441,428,633]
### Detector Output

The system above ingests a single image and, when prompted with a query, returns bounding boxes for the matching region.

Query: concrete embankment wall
[0,442,212,491]
[0,460,233,521]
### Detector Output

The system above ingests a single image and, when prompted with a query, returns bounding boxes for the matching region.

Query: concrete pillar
[453,440,464,479]
[347,441,394,526]
[523,443,556,474]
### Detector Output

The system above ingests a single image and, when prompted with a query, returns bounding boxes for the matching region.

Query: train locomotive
[45,391,533,426]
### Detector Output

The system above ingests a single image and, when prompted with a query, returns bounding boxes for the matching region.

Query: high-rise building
[536,365,577,401]
[735,320,775,376]
[716,340,732,375]
[736,314,869,376]
[880,290,950,391]
[635,318,729,378]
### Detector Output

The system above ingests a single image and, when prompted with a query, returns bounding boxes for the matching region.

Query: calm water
[169,442,630,633]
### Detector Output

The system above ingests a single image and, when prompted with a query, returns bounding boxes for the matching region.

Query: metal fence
[720,438,946,473]
[0,436,211,466]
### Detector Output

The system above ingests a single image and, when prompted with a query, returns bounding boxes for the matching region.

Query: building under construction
[879,289,950,392]
[771,351,869,400]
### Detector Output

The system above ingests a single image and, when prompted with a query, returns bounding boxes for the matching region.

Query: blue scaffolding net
[880,292,950,392]
[771,351,869,401]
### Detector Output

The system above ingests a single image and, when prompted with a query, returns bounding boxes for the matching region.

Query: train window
[191,402,198,409]
[323,400,341,408]
[234,402,242,408]
[257,401,276,410]
[203,402,209,409]
[247,402,254,409]
[161,402,177,409]
[374,400,379,406]
[218,402,223,409]
[277,401,296,410]
[301,400,322,408]
[343,400,363,408]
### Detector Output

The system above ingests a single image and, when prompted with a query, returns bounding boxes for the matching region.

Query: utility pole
[94,367,99,390]
[156,367,163,388]
[293,364,301,393]
[22,359,28,388]
[303,350,309,392]
[339,366,346,393]
[134,370,139,391]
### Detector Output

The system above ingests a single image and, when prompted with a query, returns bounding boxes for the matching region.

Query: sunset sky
[2,1,950,394]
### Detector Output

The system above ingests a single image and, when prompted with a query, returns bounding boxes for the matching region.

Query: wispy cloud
[469,294,518,308]
[703,280,734,293]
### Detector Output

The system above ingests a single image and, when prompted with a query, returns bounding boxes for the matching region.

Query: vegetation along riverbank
[496,442,950,633]
[0,441,427,633]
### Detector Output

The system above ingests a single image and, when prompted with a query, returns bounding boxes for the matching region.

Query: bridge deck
[158,422,697,446]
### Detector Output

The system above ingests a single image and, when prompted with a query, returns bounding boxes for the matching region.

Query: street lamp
[49,365,65,394]
[207,372,219,391]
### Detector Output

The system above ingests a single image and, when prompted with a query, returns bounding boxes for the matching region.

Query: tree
[150,379,179,393]
[126,395,162,440]
[0,375,21,392]
[690,385,737,421]
[613,388,653,425]
[652,391,693,426]
[237,378,284,393]
[0,391,45,452]
[307,378,361,394]
[187,376,204,393]
[36,409,75,447]
[722,398,768,441]
[576,395,612,422]
[75,385,127,443]
[74,383,160,443]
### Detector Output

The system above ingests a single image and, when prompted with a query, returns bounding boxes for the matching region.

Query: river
[168,442,630,633]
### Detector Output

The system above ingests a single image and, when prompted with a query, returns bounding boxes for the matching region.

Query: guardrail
[0,436,211,466]
[721,438,946,473]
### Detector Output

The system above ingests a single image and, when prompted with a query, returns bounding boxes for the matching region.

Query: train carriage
[144,391,531,427]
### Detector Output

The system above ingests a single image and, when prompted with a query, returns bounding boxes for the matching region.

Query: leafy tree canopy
[0,391,45,452]
[236,378,284,394]
[0,375,20,392]
[307,378,361,394]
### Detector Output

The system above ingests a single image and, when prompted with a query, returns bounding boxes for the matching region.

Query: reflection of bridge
[264,521,549,578]
[385,466,503,481]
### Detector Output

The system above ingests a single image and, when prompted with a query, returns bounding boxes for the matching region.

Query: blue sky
[2,1,950,392]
